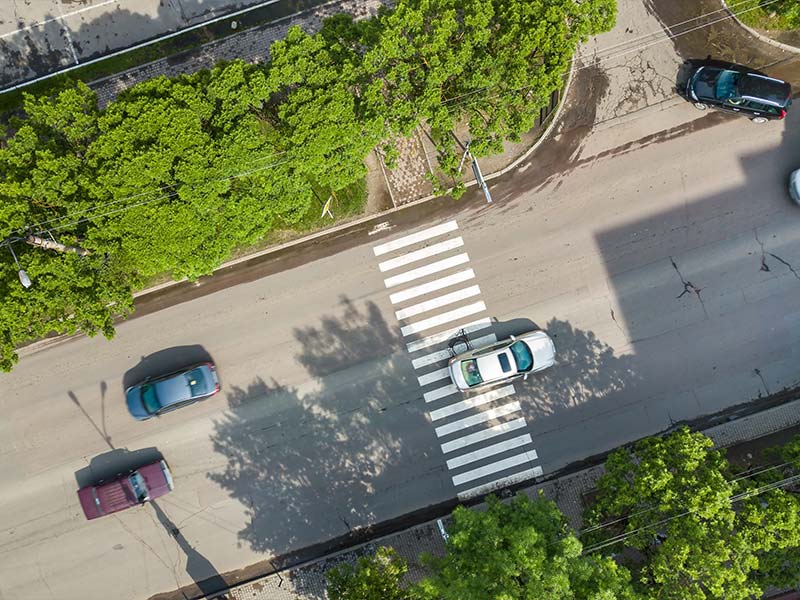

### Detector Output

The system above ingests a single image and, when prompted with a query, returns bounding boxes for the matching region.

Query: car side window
[743,100,777,115]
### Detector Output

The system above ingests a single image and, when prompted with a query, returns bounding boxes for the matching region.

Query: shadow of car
[125,361,220,420]
[448,330,556,392]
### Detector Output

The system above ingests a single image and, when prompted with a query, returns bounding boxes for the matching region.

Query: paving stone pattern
[383,128,435,205]
[91,0,387,108]
[226,396,800,600]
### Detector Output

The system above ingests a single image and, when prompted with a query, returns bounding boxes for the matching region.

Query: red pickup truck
[78,460,174,520]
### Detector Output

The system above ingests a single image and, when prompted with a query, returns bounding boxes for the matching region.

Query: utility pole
[458,140,492,204]
[471,158,493,204]
[25,234,90,256]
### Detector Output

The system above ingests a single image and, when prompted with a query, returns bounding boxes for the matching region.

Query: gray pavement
[4,99,800,600]
[0,0,338,89]
[222,395,800,600]
[4,1,800,599]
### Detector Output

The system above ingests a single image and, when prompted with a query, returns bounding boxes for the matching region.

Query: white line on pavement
[395,285,481,320]
[441,418,528,454]
[417,367,451,387]
[446,434,534,470]
[429,385,515,419]
[401,302,486,336]
[390,269,475,305]
[384,254,470,288]
[411,335,496,369]
[423,384,459,403]
[457,466,544,500]
[373,221,458,256]
[378,237,464,272]
[435,402,521,438]
[406,319,492,353]
[452,450,540,486]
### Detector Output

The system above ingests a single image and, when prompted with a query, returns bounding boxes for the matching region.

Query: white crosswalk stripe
[429,385,515,420]
[371,219,544,499]
[406,319,492,353]
[446,434,534,469]
[457,466,544,500]
[452,450,540,486]
[423,384,459,403]
[417,367,451,387]
[441,418,528,454]
[435,402,522,438]
[400,302,486,336]
[384,254,470,288]
[411,334,496,370]
[378,237,464,272]
[395,285,481,320]
[373,221,458,256]
[390,269,475,305]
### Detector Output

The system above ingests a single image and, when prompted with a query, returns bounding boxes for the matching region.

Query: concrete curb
[17,60,577,359]
[721,1,800,55]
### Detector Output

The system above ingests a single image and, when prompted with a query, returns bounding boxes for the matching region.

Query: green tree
[327,546,413,600]
[364,0,616,181]
[583,427,800,600]
[263,24,386,194]
[416,493,637,600]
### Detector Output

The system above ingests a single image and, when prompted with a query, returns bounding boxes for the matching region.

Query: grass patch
[730,0,799,30]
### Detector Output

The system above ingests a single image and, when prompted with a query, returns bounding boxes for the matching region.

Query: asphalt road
[2,103,800,599]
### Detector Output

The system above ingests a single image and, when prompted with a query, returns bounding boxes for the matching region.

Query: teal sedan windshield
[510,340,533,372]
[140,385,160,414]
[460,359,483,387]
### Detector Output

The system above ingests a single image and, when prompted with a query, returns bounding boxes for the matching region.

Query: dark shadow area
[208,299,442,598]
[592,107,800,425]
[150,500,229,599]
[67,381,114,450]
[74,446,163,488]
[489,317,539,340]
[122,344,213,389]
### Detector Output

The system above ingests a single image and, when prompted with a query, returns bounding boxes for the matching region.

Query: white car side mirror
[523,373,529,380]
[509,334,516,341]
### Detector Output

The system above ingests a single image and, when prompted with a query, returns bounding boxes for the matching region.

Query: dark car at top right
[685,61,792,123]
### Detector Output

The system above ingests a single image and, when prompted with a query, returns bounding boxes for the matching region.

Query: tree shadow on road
[208,298,435,595]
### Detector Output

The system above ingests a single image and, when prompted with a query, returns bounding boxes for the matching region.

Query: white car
[790,169,800,205]
[448,330,556,391]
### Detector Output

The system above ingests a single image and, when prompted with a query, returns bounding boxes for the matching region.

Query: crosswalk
[373,220,543,500]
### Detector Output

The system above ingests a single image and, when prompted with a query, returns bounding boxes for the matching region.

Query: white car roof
[475,350,515,382]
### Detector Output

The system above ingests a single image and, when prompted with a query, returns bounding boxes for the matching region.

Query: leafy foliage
[415,493,637,600]
[327,546,412,600]
[584,427,800,600]
[0,0,616,369]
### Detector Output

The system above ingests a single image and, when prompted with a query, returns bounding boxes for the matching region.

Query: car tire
[751,116,768,124]
[693,102,708,111]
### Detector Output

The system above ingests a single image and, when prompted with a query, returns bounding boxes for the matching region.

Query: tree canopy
[416,494,637,600]
[0,0,617,369]
[584,427,800,600]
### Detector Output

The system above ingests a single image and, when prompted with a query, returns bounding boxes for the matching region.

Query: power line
[440,0,784,108]
[582,467,800,555]
[3,0,788,246]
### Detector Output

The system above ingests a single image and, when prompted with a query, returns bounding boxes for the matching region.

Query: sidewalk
[208,391,800,600]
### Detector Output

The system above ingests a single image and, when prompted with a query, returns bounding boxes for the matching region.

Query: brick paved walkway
[223,394,800,600]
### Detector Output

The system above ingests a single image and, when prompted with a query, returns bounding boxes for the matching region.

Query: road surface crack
[669,257,707,317]
[607,298,625,336]
[754,229,800,280]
